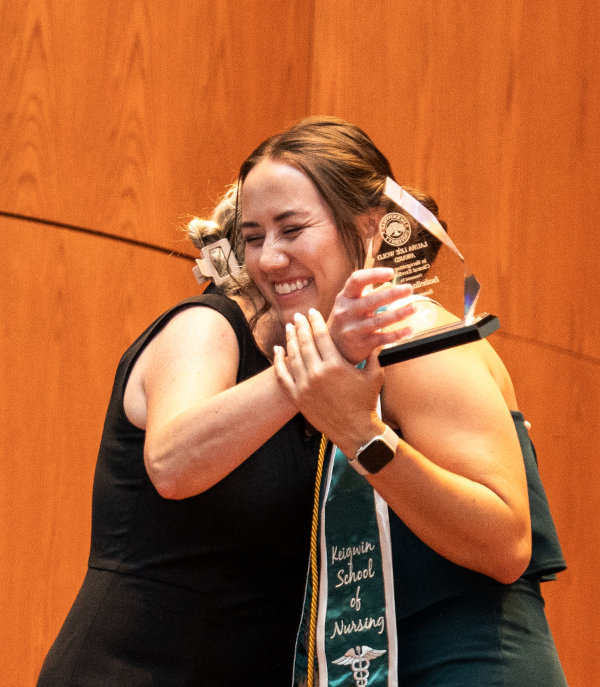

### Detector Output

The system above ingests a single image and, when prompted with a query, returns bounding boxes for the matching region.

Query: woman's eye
[243,234,263,245]
[283,225,304,235]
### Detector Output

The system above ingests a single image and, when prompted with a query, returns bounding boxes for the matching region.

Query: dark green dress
[390,412,567,685]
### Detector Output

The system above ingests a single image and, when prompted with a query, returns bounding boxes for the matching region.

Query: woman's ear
[357,208,385,268]
[358,207,385,239]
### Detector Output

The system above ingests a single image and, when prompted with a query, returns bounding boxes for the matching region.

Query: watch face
[358,438,395,473]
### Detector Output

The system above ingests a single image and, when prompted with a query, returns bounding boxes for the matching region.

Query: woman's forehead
[241,158,329,218]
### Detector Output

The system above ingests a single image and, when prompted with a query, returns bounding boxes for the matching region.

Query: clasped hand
[272,268,415,456]
[326,267,416,365]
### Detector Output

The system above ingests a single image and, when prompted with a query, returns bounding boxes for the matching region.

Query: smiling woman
[233,116,567,686]
[241,159,354,327]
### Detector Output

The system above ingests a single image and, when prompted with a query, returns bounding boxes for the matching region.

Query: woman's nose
[258,242,290,272]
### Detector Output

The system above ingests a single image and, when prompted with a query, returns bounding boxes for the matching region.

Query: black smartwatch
[348,425,399,476]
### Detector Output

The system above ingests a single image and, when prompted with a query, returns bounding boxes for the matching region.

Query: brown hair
[238,116,395,268]
[235,116,447,325]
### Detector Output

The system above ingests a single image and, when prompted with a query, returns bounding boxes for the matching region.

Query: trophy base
[378,314,500,366]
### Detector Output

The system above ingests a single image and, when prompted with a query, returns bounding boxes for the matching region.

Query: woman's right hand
[273,310,385,458]
[327,268,416,364]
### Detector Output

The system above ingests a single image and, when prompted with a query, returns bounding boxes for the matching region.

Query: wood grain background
[1,1,598,684]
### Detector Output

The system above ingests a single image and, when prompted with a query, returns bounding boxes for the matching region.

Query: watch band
[348,425,399,475]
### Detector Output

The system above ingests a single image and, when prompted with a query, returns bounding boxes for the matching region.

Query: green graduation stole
[294,406,398,687]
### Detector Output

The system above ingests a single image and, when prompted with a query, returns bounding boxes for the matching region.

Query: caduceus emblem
[332,645,386,686]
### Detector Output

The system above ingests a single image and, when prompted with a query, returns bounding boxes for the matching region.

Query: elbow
[153,477,186,501]
[490,527,532,585]
[144,446,187,500]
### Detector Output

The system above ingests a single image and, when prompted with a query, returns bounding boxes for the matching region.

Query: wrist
[347,423,399,476]
[341,415,386,459]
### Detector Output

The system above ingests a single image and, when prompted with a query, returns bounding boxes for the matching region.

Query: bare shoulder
[146,305,240,362]
[381,305,518,448]
[124,305,240,429]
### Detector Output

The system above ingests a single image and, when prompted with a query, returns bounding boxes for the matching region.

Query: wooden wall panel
[0,2,316,683]
[309,0,599,359]
[1,0,597,684]
[492,333,600,681]
[309,1,598,684]
[0,214,201,685]
[0,0,314,248]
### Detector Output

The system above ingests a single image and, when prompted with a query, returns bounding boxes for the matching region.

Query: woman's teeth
[274,278,311,295]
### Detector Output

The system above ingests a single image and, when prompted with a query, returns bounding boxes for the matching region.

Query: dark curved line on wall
[2,210,597,367]
[494,330,599,367]
[0,210,196,261]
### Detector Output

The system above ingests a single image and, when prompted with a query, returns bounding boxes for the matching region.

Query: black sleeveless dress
[37,291,319,686]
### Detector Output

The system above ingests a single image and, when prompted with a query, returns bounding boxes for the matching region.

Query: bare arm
[134,272,420,500]
[136,307,297,499]
[274,309,531,583]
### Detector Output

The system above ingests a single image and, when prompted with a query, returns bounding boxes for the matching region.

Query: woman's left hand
[328,268,416,365]
[273,309,385,455]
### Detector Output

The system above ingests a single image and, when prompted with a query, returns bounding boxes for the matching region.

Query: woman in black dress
[37,186,413,686]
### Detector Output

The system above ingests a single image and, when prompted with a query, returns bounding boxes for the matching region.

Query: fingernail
[308,308,318,316]
[293,312,305,322]
[286,322,294,332]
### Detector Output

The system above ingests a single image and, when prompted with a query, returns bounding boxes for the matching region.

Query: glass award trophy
[372,177,499,366]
